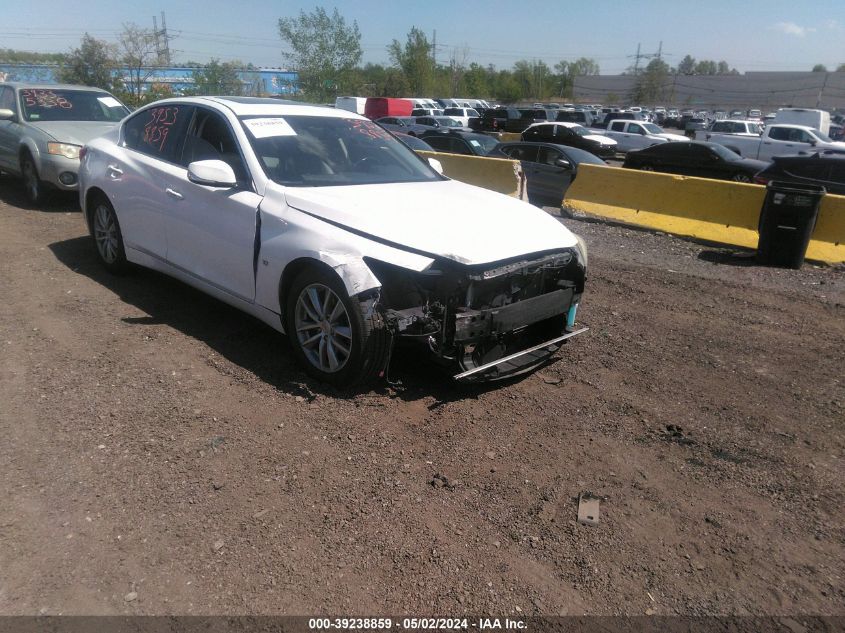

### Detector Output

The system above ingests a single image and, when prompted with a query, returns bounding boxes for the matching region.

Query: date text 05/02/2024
[307,618,528,630]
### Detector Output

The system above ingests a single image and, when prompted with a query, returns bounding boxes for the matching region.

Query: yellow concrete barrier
[564,164,845,264]
[417,150,524,198]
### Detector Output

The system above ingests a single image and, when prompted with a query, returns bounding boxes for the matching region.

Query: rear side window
[502,145,539,162]
[123,104,194,163]
[769,127,791,141]
[0,86,16,113]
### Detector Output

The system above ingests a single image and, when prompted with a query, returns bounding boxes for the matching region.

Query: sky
[2,0,843,73]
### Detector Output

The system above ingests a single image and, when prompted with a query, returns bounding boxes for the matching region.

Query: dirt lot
[0,177,843,618]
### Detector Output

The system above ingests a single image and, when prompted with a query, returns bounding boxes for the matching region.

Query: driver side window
[181,108,248,183]
[0,87,16,113]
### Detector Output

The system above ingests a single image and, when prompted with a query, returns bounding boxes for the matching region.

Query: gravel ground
[0,178,843,617]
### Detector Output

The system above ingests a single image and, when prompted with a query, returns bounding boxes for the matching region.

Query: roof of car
[136,96,362,119]
[495,141,606,162]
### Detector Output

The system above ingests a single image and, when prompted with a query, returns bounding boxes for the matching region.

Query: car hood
[584,134,617,146]
[281,180,577,266]
[26,121,119,145]
[734,157,770,171]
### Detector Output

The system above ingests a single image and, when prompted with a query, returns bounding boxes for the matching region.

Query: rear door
[534,146,573,205]
[762,127,814,160]
[163,106,262,303]
[112,104,195,260]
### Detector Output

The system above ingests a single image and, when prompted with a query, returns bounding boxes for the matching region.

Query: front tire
[90,197,129,274]
[20,153,47,205]
[285,266,388,387]
[731,173,752,183]
[640,165,655,171]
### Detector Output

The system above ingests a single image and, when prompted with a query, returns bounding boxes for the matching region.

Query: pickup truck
[601,120,688,153]
[705,123,845,161]
[695,119,763,141]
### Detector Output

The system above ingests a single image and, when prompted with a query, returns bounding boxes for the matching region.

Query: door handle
[107,165,123,177]
[165,188,184,200]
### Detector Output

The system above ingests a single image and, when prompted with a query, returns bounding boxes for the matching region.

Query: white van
[335,96,367,115]
[772,108,831,136]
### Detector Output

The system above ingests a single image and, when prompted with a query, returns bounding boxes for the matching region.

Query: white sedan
[79,97,588,386]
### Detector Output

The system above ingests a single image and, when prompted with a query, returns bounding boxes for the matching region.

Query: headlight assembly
[47,143,82,159]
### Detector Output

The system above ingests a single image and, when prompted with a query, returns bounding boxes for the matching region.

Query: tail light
[754,174,769,185]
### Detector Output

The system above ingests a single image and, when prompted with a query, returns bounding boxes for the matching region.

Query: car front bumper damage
[364,246,587,382]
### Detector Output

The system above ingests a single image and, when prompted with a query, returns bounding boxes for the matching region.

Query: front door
[163,107,261,303]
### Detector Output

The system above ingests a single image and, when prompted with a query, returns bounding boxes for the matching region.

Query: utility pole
[633,43,641,75]
[432,29,437,66]
[152,11,172,66]
[160,12,171,65]
[656,41,663,61]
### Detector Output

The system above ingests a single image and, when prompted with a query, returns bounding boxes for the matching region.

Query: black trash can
[757,181,826,269]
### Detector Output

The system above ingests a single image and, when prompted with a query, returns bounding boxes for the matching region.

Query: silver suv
[0,82,129,204]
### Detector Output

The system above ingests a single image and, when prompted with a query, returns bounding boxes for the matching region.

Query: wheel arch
[18,140,41,174]
[277,256,380,327]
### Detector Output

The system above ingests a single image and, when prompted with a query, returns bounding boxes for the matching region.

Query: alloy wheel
[93,203,119,264]
[294,283,353,373]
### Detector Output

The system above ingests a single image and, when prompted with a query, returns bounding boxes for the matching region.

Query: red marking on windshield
[21,89,72,109]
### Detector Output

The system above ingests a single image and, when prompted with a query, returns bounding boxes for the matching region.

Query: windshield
[643,123,663,134]
[466,135,500,154]
[709,143,740,160]
[571,125,592,137]
[434,117,462,128]
[241,115,441,187]
[811,128,833,142]
[19,89,128,122]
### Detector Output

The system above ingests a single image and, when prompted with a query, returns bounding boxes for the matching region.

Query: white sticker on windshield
[97,96,122,108]
[245,117,297,138]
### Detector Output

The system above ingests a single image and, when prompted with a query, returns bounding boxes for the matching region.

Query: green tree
[677,54,696,75]
[694,59,718,75]
[190,59,244,95]
[631,58,670,104]
[812,64,828,72]
[493,71,521,103]
[118,22,159,104]
[387,27,435,95]
[278,7,362,102]
[57,34,117,91]
[555,57,600,98]
[462,62,491,98]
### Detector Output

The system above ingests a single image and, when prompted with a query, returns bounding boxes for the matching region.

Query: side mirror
[555,158,572,169]
[427,157,444,174]
[187,160,238,187]
[0,108,14,121]
[809,139,818,146]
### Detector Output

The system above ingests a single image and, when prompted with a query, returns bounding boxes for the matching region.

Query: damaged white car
[79,97,588,386]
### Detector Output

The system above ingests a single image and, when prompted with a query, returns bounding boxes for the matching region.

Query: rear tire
[732,173,752,183]
[640,165,655,171]
[285,266,389,387]
[90,196,129,274]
